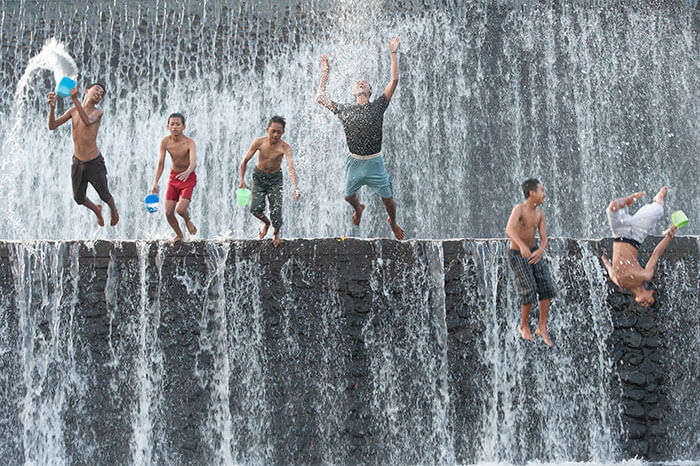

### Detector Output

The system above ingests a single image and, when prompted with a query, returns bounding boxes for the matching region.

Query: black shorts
[71,154,112,205]
[507,249,557,306]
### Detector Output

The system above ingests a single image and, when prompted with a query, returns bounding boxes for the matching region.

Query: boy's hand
[293,187,301,201]
[69,87,79,99]
[320,54,330,73]
[239,181,247,189]
[528,248,543,264]
[175,170,190,181]
[152,185,159,194]
[520,246,531,260]
[387,36,400,53]
[663,224,678,238]
[48,92,57,107]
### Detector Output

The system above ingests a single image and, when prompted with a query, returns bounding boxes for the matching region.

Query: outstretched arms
[47,92,72,130]
[384,36,400,101]
[316,55,335,111]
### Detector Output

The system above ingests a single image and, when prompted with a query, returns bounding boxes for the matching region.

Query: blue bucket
[56,76,77,98]
[144,194,160,213]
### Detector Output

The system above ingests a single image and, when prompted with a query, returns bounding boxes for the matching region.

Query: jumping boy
[239,116,300,247]
[48,83,119,226]
[505,178,557,347]
[151,113,198,243]
[316,37,404,240]
[601,186,677,307]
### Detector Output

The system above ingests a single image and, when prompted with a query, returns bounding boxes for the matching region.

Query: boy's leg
[164,200,184,242]
[175,199,197,235]
[534,298,552,347]
[653,185,668,205]
[520,303,534,342]
[268,183,283,247]
[250,174,271,239]
[87,155,119,225]
[344,193,365,226]
[344,157,365,226]
[72,159,105,226]
[381,197,404,240]
[82,199,105,227]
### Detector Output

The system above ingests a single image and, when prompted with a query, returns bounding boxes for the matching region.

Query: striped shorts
[507,249,557,306]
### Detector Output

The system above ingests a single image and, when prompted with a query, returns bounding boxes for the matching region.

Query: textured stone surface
[0,236,697,463]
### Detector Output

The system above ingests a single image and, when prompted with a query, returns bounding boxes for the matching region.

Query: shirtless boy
[505,178,557,347]
[316,37,404,240]
[48,83,119,226]
[151,113,198,243]
[601,186,677,307]
[239,116,300,247]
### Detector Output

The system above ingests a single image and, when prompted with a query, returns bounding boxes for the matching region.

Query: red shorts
[165,170,197,201]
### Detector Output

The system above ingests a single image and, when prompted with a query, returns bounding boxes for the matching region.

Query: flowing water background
[0,0,697,240]
[0,0,698,464]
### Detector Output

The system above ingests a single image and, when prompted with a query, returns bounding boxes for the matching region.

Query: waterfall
[1,237,696,464]
[0,0,696,240]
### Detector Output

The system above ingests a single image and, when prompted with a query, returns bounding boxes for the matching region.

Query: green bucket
[671,210,688,228]
[236,188,252,207]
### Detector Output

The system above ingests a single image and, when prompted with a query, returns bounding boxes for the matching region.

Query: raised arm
[152,139,167,193]
[175,139,197,181]
[384,36,400,101]
[239,139,261,188]
[505,205,531,259]
[47,92,72,130]
[70,87,102,126]
[316,54,336,112]
[642,226,677,281]
[284,144,300,200]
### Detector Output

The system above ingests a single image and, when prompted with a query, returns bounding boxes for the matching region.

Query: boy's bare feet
[95,205,105,226]
[534,327,553,347]
[387,217,405,240]
[110,208,119,226]
[520,326,534,342]
[185,220,198,235]
[167,235,182,244]
[352,203,366,226]
[654,186,669,205]
[259,222,270,239]
[273,231,282,247]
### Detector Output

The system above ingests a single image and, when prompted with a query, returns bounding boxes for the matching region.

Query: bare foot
[167,235,182,244]
[535,327,553,347]
[259,222,270,239]
[654,186,669,204]
[185,220,198,235]
[352,203,366,226]
[95,205,105,227]
[110,208,119,226]
[520,326,534,342]
[273,232,282,247]
[387,217,405,240]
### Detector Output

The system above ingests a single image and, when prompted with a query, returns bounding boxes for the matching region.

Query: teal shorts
[344,155,393,199]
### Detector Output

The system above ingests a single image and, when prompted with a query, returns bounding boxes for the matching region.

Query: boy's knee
[175,205,188,217]
[165,207,176,216]
[73,194,86,205]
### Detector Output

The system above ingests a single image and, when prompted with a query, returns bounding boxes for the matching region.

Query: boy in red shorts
[151,113,198,242]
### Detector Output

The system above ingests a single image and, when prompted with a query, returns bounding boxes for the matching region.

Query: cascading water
[0,0,696,240]
[0,1,697,465]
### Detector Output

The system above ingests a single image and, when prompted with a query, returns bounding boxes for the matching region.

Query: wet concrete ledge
[0,236,697,463]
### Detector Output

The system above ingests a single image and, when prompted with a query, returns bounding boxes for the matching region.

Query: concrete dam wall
[0,237,697,464]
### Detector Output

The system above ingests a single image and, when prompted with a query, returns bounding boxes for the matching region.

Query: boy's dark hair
[87,82,106,96]
[268,115,286,129]
[168,113,185,125]
[522,178,540,199]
